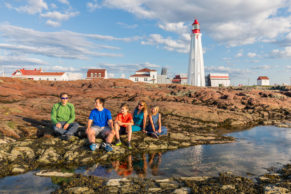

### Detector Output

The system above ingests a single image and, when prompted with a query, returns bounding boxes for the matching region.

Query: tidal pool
[83,126,291,179]
[1,126,290,192]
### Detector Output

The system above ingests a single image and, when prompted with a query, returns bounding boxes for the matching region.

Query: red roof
[136,68,156,73]
[257,76,269,80]
[130,74,150,77]
[12,68,64,76]
[193,19,199,25]
[172,79,181,83]
[87,69,106,78]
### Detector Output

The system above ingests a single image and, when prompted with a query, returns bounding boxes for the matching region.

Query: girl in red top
[114,104,134,149]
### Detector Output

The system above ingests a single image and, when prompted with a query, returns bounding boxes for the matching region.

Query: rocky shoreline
[46,163,290,193]
[0,78,290,192]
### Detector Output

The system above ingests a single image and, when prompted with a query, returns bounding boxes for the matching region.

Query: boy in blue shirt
[86,98,115,152]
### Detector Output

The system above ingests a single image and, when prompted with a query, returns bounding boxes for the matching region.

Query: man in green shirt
[51,92,79,140]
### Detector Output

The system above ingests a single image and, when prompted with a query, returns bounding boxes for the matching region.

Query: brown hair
[120,103,129,110]
[60,92,69,98]
[95,97,105,106]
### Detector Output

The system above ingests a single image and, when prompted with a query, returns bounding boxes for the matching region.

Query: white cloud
[271,47,291,58]
[96,62,160,74]
[141,34,189,53]
[6,0,48,15]
[50,3,57,9]
[247,52,257,58]
[287,65,291,69]
[46,65,76,72]
[235,52,243,57]
[252,65,271,70]
[120,73,126,78]
[108,73,115,78]
[46,20,61,27]
[0,55,47,65]
[205,66,250,77]
[0,24,126,59]
[102,0,291,47]
[40,11,79,21]
[117,22,138,29]
[58,0,70,5]
[87,0,100,12]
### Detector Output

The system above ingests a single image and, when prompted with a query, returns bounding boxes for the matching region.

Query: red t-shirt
[115,113,133,127]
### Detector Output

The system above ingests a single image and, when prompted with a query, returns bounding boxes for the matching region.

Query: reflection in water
[84,126,291,179]
[85,152,163,178]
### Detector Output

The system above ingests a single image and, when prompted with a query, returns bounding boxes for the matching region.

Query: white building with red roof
[206,73,230,87]
[257,76,270,86]
[172,74,188,85]
[129,68,157,84]
[86,69,107,79]
[11,68,69,81]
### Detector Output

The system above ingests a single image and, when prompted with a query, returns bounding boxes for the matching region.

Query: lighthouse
[187,19,205,86]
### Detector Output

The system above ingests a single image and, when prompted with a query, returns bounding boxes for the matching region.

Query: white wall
[211,79,230,87]
[257,79,270,86]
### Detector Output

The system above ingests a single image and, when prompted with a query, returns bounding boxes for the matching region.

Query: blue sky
[0,0,291,85]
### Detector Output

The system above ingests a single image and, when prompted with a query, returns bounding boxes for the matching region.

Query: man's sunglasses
[138,104,144,106]
[61,97,68,100]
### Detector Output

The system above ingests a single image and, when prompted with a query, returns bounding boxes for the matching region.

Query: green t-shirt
[51,102,75,125]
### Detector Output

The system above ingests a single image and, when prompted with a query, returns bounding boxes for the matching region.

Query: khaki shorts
[91,126,111,138]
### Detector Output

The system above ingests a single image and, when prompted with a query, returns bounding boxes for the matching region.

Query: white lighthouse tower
[187,19,205,86]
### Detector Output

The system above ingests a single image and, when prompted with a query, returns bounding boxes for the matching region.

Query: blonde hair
[152,105,159,112]
[136,100,148,114]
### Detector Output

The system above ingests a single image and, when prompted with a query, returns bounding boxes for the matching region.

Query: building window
[95,73,97,77]
[144,78,148,81]
[98,73,101,77]
[47,78,49,81]
[39,78,41,80]
[54,78,56,81]
[135,78,138,81]
[153,75,155,79]
[91,73,93,77]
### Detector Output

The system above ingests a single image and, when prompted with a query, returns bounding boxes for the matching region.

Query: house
[206,73,230,87]
[257,76,270,86]
[129,68,157,84]
[172,74,188,85]
[87,69,107,79]
[11,68,68,81]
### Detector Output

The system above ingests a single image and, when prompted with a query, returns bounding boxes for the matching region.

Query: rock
[169,133,190,141]
[12,167,26,174]
[80,157,93,164]
[148,187,162,192]
[172,187,191,194]
[221,185,235,190]
[64,151,79,161]
[66,187,94,194]
[37,147,59,164]
[106,178,127,187]
[35,170,74,177]
[264,185,289,194]
[180,176,209,182]
[9,146,35,161]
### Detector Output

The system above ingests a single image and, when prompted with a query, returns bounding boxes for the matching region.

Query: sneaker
[128,142,132,150]
[100,142,106,149]
[89,143,96,151]
[151,133,158,139]
[115,139,122,146]
[104,143,113,152]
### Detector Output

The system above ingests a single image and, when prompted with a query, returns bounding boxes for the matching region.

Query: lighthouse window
[135,78,138,81]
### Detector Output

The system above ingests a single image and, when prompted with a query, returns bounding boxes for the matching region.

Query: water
[83,126,291,178]
[1,126,290,192]
[0,171,57,194]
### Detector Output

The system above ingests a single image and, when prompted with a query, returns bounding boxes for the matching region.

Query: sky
[0,0,291,85]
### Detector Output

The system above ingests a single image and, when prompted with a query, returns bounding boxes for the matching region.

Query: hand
[63,123,70,130]
[142,129,146,133]
[158,129,161,133]
[56,123,62,128]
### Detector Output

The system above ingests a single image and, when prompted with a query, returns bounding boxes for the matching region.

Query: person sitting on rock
[86,98,115,152]
[51,92,79,140]
[114,103,134,149]
[132,101,148,133]
[146,105,167,138]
